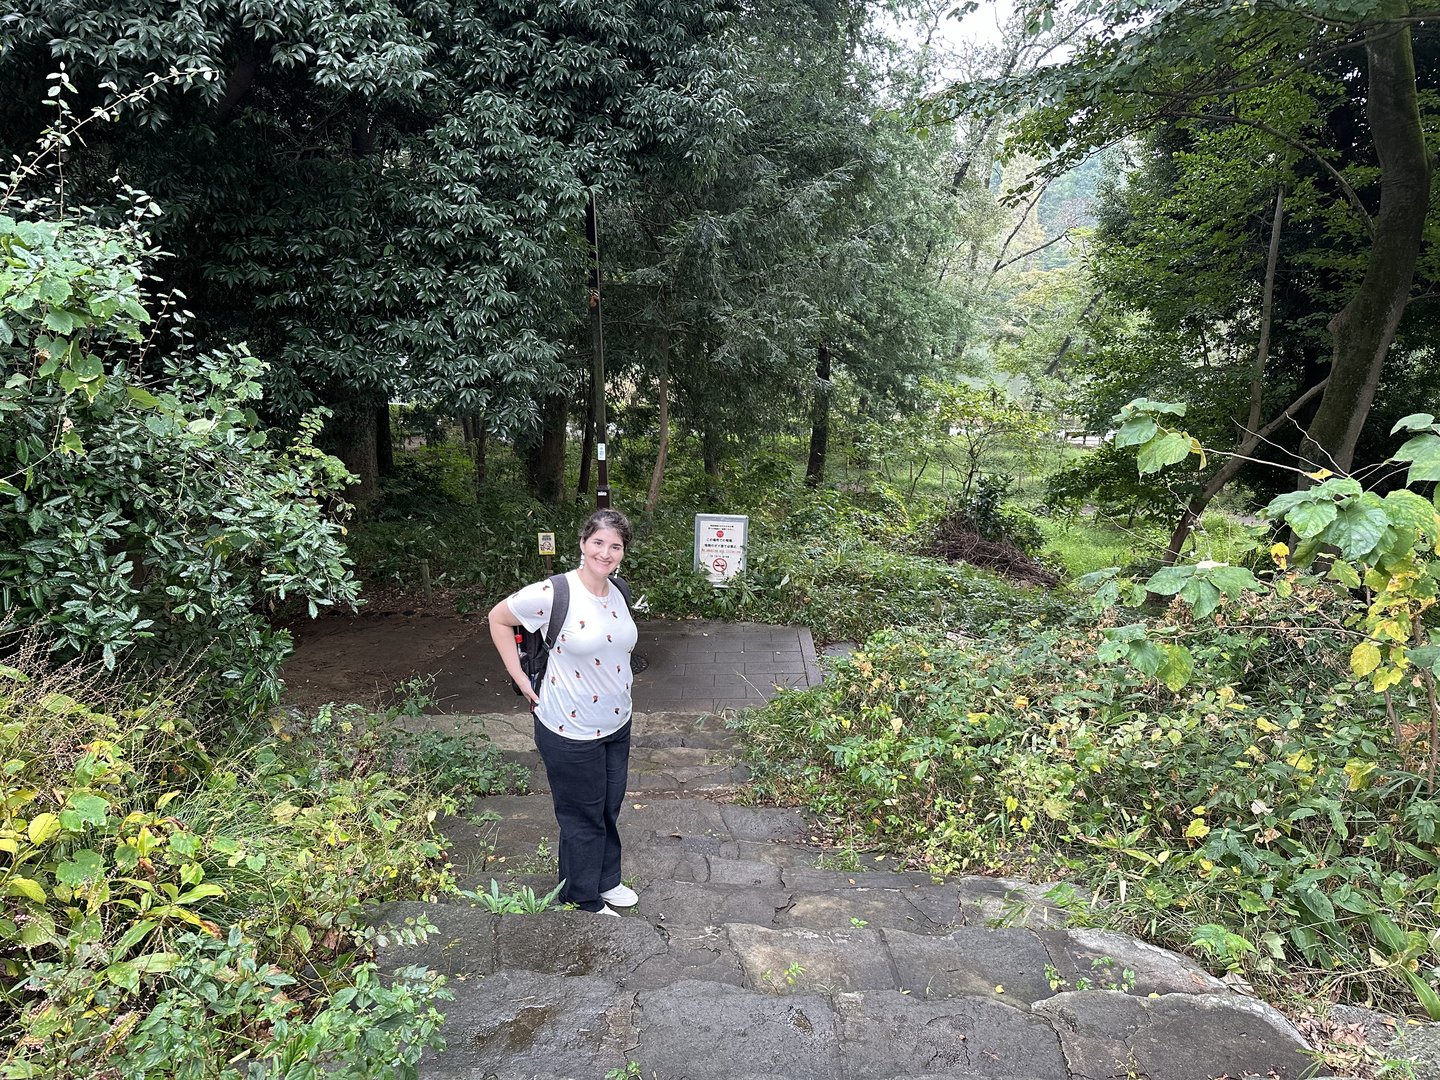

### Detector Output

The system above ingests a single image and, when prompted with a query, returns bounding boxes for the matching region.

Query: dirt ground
[278,586,490,711]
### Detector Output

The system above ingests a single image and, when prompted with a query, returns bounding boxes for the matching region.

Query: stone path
[374,707,1339,1080]
[426,620,824,716]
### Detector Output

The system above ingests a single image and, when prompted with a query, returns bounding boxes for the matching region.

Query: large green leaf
[1282,499,1337,539]
[1391,412,1436,434]
[1143,565,1193,596]
[1384,490,1440,542]
[1394,433,1440,483]
[1156,643,1194,691]
[56,847,104,887]
[1207,565,1262,597]
[1324,497,1389,560]
[1114,416,1158,448]
[1136,431,1194,474]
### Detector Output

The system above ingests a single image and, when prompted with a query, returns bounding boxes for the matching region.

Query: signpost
[538,531,555,575]
[694,514,749,586]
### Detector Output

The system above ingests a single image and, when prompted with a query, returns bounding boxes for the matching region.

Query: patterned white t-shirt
[506,570,638,740]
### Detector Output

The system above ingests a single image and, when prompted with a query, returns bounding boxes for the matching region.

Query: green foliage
[302,688,529,803]
[627,487,1064,643]
[373,444,479,521]
[1,159,358,713]
[0,651,457,1076]
[0,0,739,436]
[738,613,1440,1013]
[1103,398,1440,702]
[939,475,1044,555]
[1045,443,1181,525]
[347,482,588,592]
[463,879,563,915]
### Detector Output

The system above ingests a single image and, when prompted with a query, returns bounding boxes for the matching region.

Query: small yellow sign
[537,531,556,556]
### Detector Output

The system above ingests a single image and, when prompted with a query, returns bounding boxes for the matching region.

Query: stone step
[368,917,1313,1080]
[445,795,1069,932]
[375,904,1225,1005]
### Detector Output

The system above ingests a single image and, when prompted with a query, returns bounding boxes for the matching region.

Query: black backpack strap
[542,574,569,653]
[609,574,633,613]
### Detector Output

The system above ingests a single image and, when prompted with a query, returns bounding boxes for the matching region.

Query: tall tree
[0,0,735,498]
[952,0,1437,476]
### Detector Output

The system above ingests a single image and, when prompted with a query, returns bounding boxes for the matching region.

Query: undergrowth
[0,645,520,1078]
[736,590,1440,1017]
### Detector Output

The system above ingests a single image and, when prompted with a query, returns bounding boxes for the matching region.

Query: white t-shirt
[506,570,638,740]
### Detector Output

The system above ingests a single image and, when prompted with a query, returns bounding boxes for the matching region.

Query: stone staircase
[375,711,1326,1080]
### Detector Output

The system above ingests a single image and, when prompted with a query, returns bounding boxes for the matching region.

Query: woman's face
[582,526,626,576]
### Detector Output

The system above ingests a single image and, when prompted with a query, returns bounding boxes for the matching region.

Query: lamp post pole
[586,190,610,509]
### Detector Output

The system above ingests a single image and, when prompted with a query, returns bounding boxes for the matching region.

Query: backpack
[512,572,634,698]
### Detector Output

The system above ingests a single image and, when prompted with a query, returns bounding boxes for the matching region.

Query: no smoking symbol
[711,557,728,574]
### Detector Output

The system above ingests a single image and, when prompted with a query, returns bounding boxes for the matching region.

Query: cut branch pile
[928,515,1061,589]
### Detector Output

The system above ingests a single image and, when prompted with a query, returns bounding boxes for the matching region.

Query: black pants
[533,717,630,911]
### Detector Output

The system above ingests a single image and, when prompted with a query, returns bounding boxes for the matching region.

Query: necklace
[577,570,611,603]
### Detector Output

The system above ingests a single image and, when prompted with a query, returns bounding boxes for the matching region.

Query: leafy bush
[1046,442,1183,524]
[627,488,1065,643]
[2,175,357,715]
[373,443,479,521]
[347,484,588,592]
[738,603,1440,1014]
[0,651,461,1077]
[936,475,1045,554]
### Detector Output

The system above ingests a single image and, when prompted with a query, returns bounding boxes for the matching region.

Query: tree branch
[994,229,1071,273]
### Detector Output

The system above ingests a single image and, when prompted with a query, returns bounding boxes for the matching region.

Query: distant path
[281,616,822,713]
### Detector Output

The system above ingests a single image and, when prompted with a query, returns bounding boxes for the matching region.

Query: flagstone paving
[366,621,1405,1080]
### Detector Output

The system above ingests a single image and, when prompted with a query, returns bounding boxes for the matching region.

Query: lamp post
[586,190,610,509]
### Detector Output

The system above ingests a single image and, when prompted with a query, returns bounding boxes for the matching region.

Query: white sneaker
[600,883,639,908]
[596,903,621,917]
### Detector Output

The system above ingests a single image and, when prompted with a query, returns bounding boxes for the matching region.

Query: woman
[487,509,639,915]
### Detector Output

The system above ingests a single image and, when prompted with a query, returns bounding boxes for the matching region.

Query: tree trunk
[1164,188,1287,563]
[805,342,833,488]
[375,401,394,477]
[645,328,671,514]
[1300,12,1431,473]
[1044,293,1102,377]
[331,399,380,506]
[702,423,723,477]
[525,393,569,504]
[462,414,488,491]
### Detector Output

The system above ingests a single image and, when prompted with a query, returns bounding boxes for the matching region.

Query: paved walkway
[428,619,823,715]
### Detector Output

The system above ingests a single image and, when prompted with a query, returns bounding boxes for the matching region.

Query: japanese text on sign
[694,514,748,586]
[537,532,556,556]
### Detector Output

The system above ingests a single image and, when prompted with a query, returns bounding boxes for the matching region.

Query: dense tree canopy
[0,0,736,494]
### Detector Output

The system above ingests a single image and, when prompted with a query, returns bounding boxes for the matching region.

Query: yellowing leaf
[6,876,46,903]
[1255,716,1280,734]
[1374,666,1404,693]
[1306,468,1334,481]
[1344,760,1377,792]
[1185,819,1211,839]
[27,812,60,845]
[1351,642,1383,678]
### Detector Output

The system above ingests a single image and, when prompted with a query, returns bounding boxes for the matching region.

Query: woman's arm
[487,598,540,705]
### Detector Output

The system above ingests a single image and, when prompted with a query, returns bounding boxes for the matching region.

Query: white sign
[694,514,749,586]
